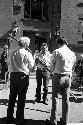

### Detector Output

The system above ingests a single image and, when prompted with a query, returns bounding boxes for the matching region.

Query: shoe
[7,117,16,124]
[34,98,41,103]
[43,100,48,105]
[59,119,67,125]
[46,119,56,125]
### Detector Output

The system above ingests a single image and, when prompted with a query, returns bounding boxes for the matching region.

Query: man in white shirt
[46,38,76,125]
[7,37,35,125]
[35,43,51,105]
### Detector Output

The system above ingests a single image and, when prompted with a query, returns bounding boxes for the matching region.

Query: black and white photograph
[0,0,83,125]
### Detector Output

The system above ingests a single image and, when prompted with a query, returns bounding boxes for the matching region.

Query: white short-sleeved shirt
[8,47,34,75]
[36,51,51,70]
[50,45,76,75]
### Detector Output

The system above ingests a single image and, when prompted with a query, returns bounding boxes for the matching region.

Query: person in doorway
[1,45,8,81]
[7,37,35,125]
[46,38,76,125]
[34,43,51,105]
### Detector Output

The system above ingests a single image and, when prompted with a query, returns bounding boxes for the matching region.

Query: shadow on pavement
[69,96,83,103]
[0,99,36,105]
[22,119,46,125]
[0,117,7,124]
[25,100,35,104]
[73,93,82,96]
[0,117,46,125]
[0,99,8,106]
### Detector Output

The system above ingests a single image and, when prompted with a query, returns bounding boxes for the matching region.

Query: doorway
[23,30,47,53]
[35,34,46,52]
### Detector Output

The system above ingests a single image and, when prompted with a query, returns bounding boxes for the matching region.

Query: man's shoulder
[53,48,61,54]
[68,48,75,55]
[53,49,57,52]
[46,51,51,55]
[19,48,27,53]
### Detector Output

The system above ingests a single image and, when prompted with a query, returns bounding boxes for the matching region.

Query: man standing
[7,37,34,125]
[1,45,8,81]
[46,38,76,125]
[35,43,51,105]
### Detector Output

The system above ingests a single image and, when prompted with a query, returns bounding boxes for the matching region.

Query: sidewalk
[0,76,83,124]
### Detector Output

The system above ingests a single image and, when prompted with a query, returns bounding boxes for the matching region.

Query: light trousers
[50,73,71,124]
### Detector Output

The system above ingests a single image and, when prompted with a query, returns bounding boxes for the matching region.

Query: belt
[54,73,70,78]
[37,67,47,72]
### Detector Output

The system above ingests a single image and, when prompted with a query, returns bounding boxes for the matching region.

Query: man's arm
[50,50,56,73]
[27,52,35,70]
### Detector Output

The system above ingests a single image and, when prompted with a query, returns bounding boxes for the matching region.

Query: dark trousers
[50,73,71,124]
[35,68,50,101]
[1,66,8,80]
[7,72,29,124]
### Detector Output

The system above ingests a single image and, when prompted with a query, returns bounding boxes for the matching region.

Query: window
[13,0,21,15]
[77,2,83,7]
[24,0,49,21]
[78,18,83,44]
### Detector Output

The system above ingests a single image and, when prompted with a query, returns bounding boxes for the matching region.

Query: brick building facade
[0,0,61,55]
[0,0,83,56]
[60,0,83,46]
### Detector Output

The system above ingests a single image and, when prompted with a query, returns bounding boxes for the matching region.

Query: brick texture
[60,0,83,45]
[0,0,13,38]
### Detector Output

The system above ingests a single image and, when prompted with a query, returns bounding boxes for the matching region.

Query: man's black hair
[57,38,68,45]
[41,43,48,48]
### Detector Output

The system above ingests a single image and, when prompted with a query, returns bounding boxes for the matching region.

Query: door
[35,35,46,52]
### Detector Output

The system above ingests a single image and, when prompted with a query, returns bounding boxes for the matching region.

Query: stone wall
[0,0,13,59]
[0,0,22,72]
[60,0,83,45]
[0,0,13,38]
